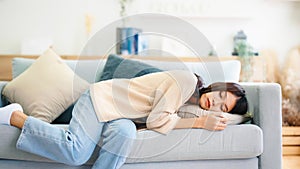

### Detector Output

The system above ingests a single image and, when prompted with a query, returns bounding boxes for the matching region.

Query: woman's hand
[194,112,228,131]
[175,112,228,131]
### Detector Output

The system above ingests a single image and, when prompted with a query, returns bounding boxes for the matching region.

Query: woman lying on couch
[0,70,248,169]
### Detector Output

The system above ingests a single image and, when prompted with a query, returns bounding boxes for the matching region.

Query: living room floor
[283,156,300,169]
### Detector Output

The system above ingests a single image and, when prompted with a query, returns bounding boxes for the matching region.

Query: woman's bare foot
[10,110,28,129]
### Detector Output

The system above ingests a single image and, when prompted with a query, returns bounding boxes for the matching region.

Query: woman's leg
[16,90,104,166]
[92,119,137,169]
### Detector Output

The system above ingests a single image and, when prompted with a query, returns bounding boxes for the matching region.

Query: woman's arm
[175,114,227,131]
[178,104,248,125]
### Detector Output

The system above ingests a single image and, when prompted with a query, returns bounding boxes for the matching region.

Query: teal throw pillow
[99,54,162,81]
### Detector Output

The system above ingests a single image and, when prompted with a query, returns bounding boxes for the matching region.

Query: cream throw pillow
[2,48,90,123]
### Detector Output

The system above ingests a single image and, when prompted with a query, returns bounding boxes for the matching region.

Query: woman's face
[199,91,238,112]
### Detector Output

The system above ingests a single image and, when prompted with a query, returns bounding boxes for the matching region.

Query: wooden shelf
[283,127,300,136]
[283,156,300,169]
[283,136,300,145]
[283,146,300,156]
[283,127,300,156]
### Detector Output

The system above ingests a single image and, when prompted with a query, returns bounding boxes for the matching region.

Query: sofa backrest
[12,57,241,85]
[135,59,241,85]
[12,58,106,83]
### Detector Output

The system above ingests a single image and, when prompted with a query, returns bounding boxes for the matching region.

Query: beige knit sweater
[90,70,197,134]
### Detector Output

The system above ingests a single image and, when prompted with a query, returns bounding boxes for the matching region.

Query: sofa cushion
[0,124,262,164]
[99,54,162,81]
[2,49,90,123]
[134,59,241,85]
[12,58,106,83]
[126,124,263,163]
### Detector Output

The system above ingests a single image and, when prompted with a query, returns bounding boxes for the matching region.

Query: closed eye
[221,104,228,112]
[219,91,226,99]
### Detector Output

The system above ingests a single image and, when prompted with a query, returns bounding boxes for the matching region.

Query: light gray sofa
[0,57,282,169]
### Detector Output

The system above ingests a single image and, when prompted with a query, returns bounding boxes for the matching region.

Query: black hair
[198,81,248,115]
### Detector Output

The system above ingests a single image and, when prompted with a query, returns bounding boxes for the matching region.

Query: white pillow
[177,104,251,125]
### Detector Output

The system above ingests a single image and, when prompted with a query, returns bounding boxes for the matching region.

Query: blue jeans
[16,90,137,169]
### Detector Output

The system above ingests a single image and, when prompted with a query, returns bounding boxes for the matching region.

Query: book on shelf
[116,27,146,55]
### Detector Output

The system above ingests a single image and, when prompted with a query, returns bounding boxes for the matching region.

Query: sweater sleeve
[146,71,196,134]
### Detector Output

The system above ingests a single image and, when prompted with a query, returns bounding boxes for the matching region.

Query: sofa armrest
[0,81,9,107]
[241,82,282,169]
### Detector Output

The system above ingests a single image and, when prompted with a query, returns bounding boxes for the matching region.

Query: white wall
[0,0,119,55]
[0,0,299,63]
